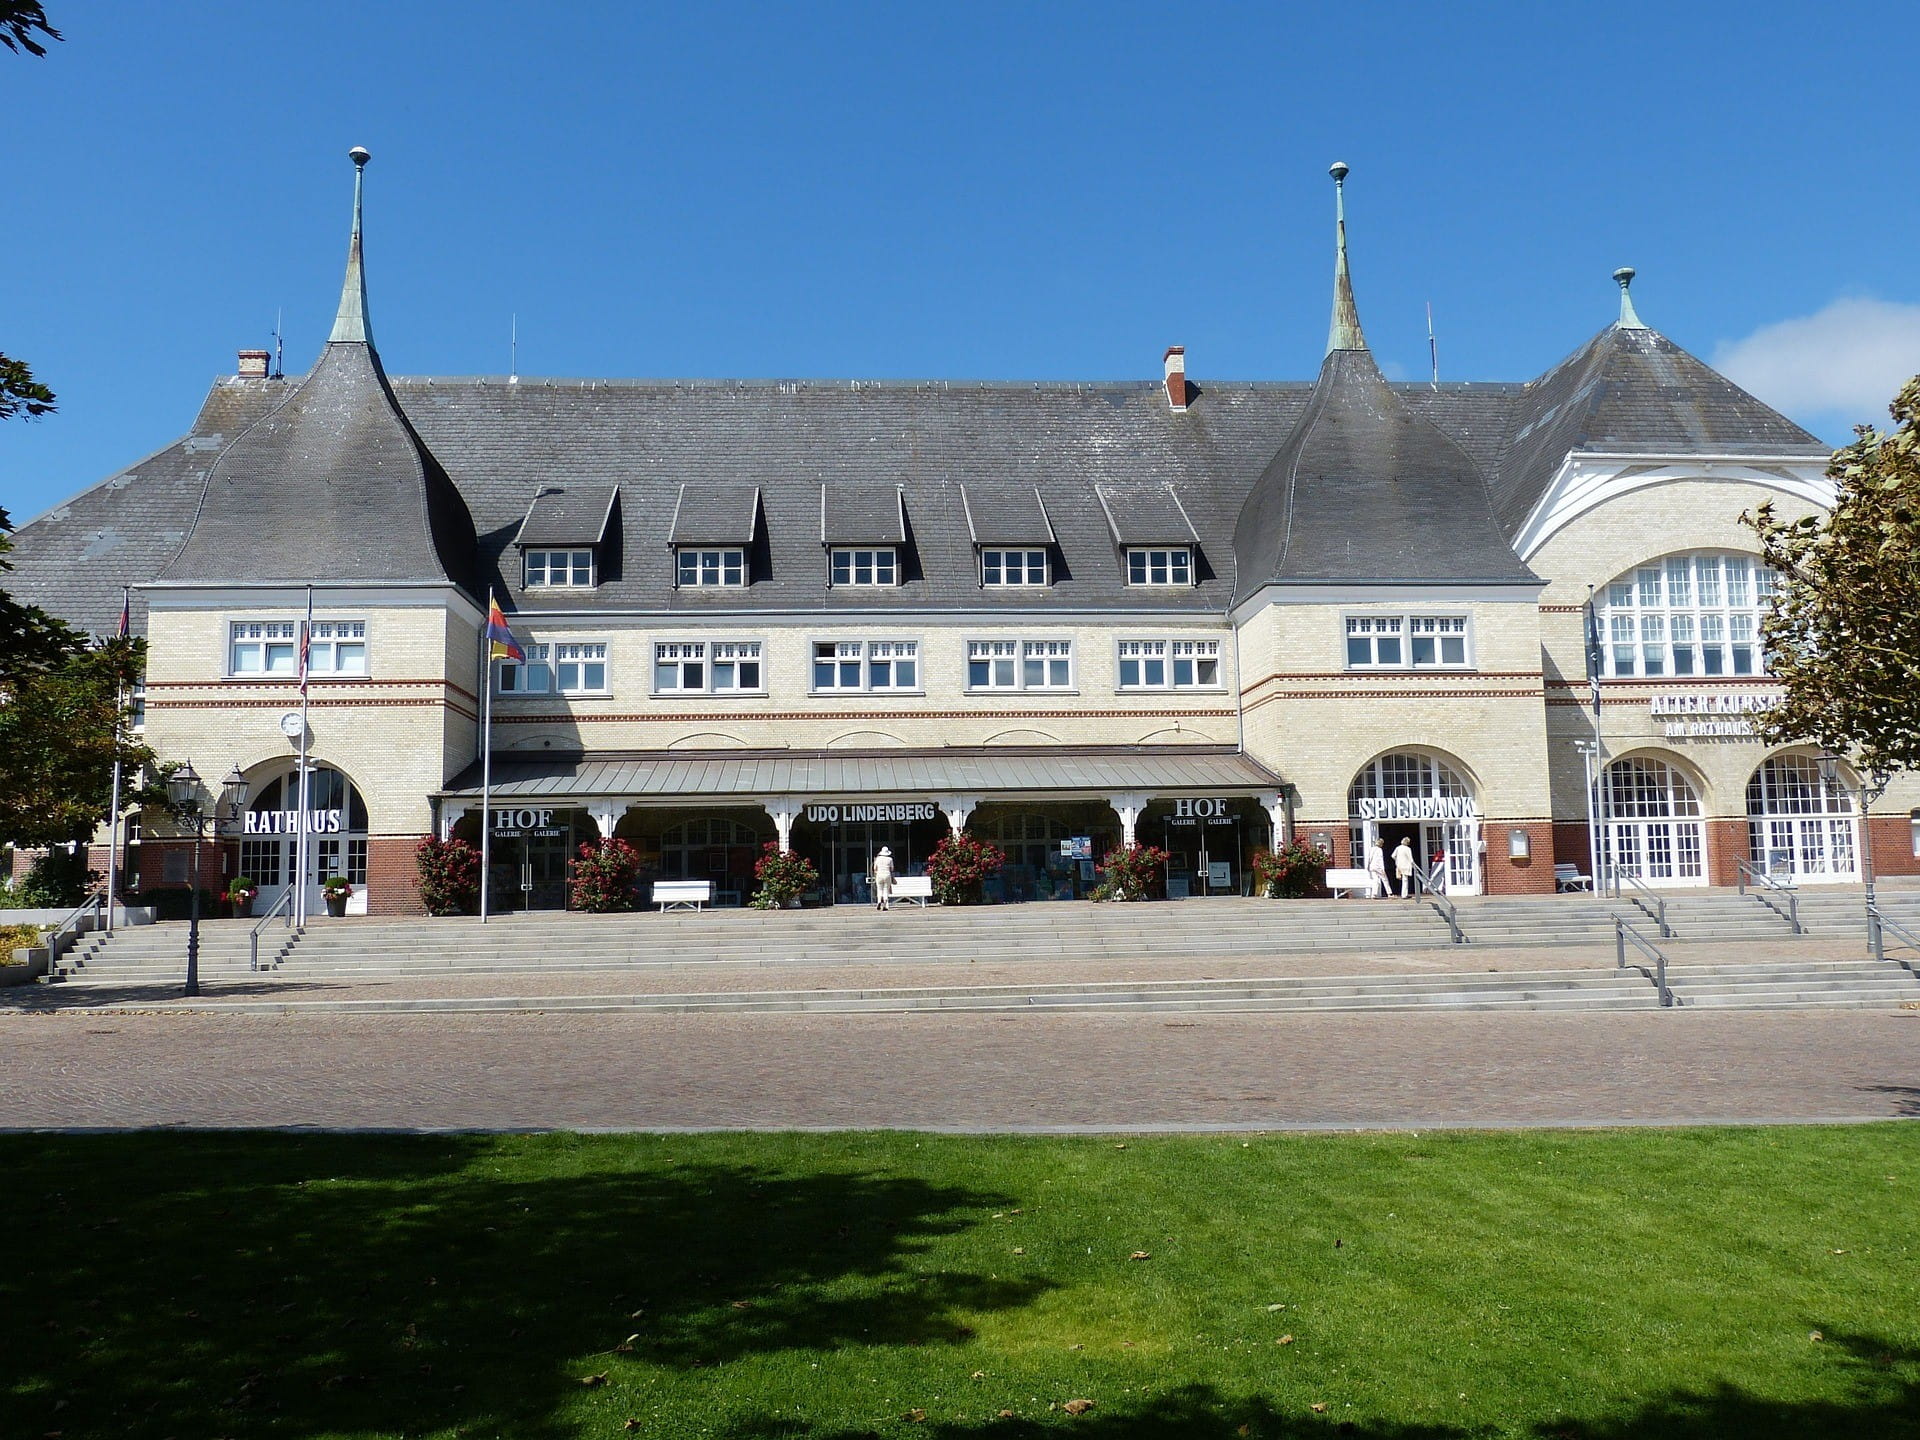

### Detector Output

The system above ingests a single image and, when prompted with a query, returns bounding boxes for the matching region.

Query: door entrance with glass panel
[1348,753,1482,895]
[1600,757,1706,887]
[487,827,574,911]
[237,765,370,917]
[1747,755,1859,882]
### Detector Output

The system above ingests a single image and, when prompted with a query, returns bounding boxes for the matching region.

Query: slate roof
[667,484,759,546]
[439,744,1285,801]
[1095,483,1201,546]
[821,485,907,545]
[516,483,619,547]
[7,331,1825,632]
[960,485,1055,546]
[1232,348,1538,596]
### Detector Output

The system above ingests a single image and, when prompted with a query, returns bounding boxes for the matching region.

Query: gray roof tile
[516,484,619,547]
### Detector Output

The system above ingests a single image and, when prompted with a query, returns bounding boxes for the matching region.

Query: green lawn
[4,1126,1918,1438]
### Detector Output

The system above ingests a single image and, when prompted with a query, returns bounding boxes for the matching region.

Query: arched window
[1599,551,1779,678]
[1601,757,1704,885]
[1347,753,1480,895]
[658,815,770,882]
[1747,755,1857,881]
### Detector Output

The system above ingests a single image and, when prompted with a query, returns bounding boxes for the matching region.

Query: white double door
[241,833,368,917]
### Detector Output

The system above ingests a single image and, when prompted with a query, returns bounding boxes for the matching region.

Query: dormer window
[676,548,746,588]
[1127,547,1192,587]
[961,486,1056,591]
[525,549,595,588]
[669,484,761,589]
[514,484,618,592]
[830,548,897,586]
[982,549,1048,586]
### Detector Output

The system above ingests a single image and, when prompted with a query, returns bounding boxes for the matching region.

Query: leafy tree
[0,634,152,846]
[0,353,56,422]
[0,507,81,687]
[0,2,59,57]
[1746,375,1920,778]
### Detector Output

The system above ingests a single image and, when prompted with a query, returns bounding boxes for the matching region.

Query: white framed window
[982,549,1048,587]
[1126,547,1192,586]
[830,548,898,587]
[653,640,764,694]
[1118,638,1220,690]
[229,620,299,675]
[966,639,1073,691]
[524,549,595,588]
[1345,614,1470,670]
[306,620,368,676]
[812,639,918,692]
[499,641,609,695]
[676,548,746,588]
[1601,552,1777,678]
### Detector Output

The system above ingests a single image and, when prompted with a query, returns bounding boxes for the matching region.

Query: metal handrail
[44,888,106,970]
[1412,863,1465,944]
[249,886,299,973]
[1735,860,1802,935]
[1615,915,1676,1007]
[1868,903,1920,976]
[1612,869,1671,938]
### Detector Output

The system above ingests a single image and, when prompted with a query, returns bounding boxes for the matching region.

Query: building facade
[10,152,1917,914]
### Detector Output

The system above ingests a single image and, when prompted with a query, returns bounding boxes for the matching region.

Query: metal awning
[439,745,1283,802]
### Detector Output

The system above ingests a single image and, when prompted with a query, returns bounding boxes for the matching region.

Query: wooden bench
[1325,867,1378,898]
[890,876,934,907]
[652,879,711,912]
[1554,863,1594,893]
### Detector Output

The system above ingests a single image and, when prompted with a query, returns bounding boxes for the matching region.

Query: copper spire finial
[1613,266,1647,330]
[329,147,373,345]
[1326,161,1366,355]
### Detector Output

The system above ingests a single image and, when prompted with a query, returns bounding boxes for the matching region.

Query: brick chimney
[1163,345,1188,411]
[237,349,271,380]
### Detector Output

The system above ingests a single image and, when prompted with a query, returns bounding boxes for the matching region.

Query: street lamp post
[1816,750,1889,965]
[165,761,252,997]
[1573,738,1602,895]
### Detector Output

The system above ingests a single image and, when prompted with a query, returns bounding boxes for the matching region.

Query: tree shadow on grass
[1,1133,1044,1439]
[723,1332,1920,1439]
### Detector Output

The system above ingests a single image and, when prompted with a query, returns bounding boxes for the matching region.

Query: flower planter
[230,894,256,919]
[324,894,349,918]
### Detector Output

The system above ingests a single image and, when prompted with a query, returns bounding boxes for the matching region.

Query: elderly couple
[1363,834,1421,899]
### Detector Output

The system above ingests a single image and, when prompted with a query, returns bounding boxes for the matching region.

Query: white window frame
[227,619,369,679]
[1116,638,1222,691]
[981,549,1050,588]
[497,640,610,696]
[1344,613,1471,671]
[653,639,765,695]
[1599,551,1776,679]
[1125,547,1193,587]
[829,548,898,587]
[675,547,747,589]
[965,638,1074,692]
[523,549,596,589]
[811,639,920,693]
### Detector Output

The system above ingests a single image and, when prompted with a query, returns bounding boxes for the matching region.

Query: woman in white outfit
[1364,837,1389,901]
[1392,836,1416,898]
[871,846,896,911]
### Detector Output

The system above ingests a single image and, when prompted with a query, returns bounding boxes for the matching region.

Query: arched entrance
[236,764,370,916]
[1348,752,1481,894]
[658,814,769,904]
[1747,754,1858,882]
[1601,756,1705,887]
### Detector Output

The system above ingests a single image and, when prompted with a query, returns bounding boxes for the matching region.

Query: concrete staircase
[1661,958,1920,1010]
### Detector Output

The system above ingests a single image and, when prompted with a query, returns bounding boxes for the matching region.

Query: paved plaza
[3,1003,1916,1132]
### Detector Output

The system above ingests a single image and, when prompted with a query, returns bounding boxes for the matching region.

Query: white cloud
[1713,297,1920,424]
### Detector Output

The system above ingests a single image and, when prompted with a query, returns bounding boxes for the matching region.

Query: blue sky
[7,1,1919,524]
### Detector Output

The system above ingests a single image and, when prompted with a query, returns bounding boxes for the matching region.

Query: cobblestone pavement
[2,1007,1916,1131]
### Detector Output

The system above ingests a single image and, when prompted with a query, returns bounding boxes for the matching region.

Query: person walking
[1364,836,1390,901]
[871,845,896,911]
[1392,836,1416,898]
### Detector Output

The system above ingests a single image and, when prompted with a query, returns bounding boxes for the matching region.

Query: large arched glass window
[1600,552,1779,678]
[1747,755,1857,882]
[1347,753,1481,895]
[1601,757,1704,885]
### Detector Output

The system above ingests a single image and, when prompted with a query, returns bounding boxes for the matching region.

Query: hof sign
[1168,797,1236,826]
[492,807,564,838]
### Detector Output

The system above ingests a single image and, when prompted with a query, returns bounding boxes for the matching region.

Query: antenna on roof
[509,314,519,384]
[272,308,284,379]
[1426,301,1438,390]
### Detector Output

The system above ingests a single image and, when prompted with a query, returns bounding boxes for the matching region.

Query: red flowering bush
[414,836,480,916]
[567,838,644,912]
[924,831,1005,906]
[1251,839,1330,898]
[1092,842,1170,901]
[751,842,819,909]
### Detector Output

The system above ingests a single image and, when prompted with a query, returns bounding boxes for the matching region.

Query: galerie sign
[1651,692,1784,739]
[1353,797,1477,822]
[243,809,343,834]
[492,807,564,838]
[804,801,937,824]
[1168,797,1236,825]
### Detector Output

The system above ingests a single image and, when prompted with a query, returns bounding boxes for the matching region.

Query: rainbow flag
[486,594,525,663]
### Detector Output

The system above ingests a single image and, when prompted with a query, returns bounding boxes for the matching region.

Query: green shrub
[0,922,44,963]
[1251,839,1331,898]
[1091,842,1170,901]
[923,831,1005,905]
[750,843,818,909]
[566,839,643,913]
[414,837,481,916]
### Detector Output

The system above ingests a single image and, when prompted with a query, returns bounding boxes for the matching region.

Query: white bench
[1325,867,1379,898]
[890,876,934,907]
[1554,863,1594,893]
[653,879,712,912]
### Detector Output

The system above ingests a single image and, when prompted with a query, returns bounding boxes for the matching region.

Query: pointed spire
[1326,161,1367,355]
[1613,266,1647,330]
[328,147,374,346]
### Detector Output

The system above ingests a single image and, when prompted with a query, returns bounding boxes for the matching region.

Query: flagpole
[104,586,130,933]
[479,599,494,925]
[296,586,314,925]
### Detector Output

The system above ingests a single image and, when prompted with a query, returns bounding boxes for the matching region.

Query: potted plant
[321,875,354,918]
[227,876,259,918]
[565,839,643,913]
[1251,839,1332,898]
[1089,843,1170,901]
[924,831,1005,905]
[414,836,481,916]
[750,842,818,909]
